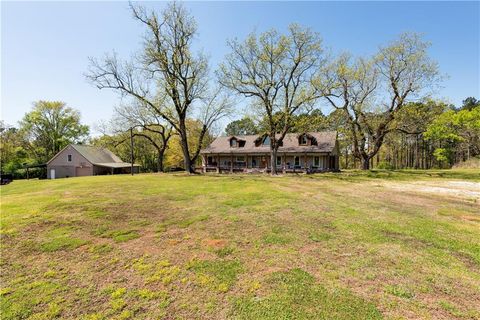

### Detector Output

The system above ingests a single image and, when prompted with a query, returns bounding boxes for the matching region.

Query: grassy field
[1,170,479,319]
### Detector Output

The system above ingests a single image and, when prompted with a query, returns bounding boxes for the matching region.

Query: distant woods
[222,98,479,170]
[1,101,89,178]
[2,2,479,177]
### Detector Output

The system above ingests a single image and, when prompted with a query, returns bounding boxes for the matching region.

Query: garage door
[75,167,91,177]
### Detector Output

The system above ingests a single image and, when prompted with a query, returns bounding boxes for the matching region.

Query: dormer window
[300,135,308,145]
[262,136,271,146]
[230,137,245,148]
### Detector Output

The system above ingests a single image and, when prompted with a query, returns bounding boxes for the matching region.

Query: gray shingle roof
[71,144,124,164]
[201,131,337,154]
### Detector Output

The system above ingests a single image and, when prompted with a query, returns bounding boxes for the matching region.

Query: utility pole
[130,127,134,176]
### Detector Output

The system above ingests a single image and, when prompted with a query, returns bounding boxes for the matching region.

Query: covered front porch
[201,153,338,173]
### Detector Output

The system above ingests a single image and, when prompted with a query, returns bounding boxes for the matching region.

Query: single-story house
[47,144,140,179]
[200,131,339,173]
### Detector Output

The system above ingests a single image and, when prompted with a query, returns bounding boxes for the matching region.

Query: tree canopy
[19,101,89,162]
[87,2,231,173]
[219,24,325,174]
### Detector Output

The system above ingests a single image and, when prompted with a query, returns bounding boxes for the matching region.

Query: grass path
[1,170,479,319]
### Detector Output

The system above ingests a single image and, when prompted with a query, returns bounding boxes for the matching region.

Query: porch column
[304,153,307,173]
[202,155,206,173]
[282,153,286,174]
[246,154,249,170]
[216,155,219,173]
[230,154,233,173]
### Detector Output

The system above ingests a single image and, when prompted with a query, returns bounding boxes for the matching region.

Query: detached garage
[47,144,140,179]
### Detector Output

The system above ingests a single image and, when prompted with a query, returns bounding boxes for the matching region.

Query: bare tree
[317,33,441,169]
[114,102,173,172]
[86,2,230,173]
[218,24,325,174]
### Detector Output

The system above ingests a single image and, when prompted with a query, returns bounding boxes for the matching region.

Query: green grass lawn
[1,170,479,319]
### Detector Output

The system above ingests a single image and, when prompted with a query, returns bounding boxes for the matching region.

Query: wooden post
[216,155,219,173]
[304,153,307,173]
[130,127,134,176]
[230,155,233,173]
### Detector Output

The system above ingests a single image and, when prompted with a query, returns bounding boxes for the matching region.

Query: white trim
[300,135,308,145]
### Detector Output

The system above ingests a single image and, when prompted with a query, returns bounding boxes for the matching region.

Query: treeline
[1,96,478,178]
[0,101,212,178]
[2,2,479,176]
[223,97,480,170]
[1,101,89,178]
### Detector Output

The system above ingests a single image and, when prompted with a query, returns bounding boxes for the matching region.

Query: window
[236,156,245,162]
[262,136,270,146]
[314,156,320,167]
[276,156,282,166]
[230,139,237,147]
[67,154,72,162]
[294,156,300,167]
[300,135,308,145]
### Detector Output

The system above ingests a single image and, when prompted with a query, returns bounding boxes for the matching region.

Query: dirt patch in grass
[202,239,228,249]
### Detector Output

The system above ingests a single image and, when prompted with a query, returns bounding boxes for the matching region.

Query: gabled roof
[201,131,337,154]
[228,136,246,142]
[47,144,139,167]
[70,144,124,164]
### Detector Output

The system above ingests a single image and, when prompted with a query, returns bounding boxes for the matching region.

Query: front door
[50,169,55,179]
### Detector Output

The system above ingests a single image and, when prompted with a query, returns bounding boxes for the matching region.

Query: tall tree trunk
[179,119,194,173]
[344,147,349,169]
[157,149,164,173]
[270,147,278,175]
[362,156,370,170]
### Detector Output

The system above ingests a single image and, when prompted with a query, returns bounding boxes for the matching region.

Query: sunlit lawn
[1,170,479,319]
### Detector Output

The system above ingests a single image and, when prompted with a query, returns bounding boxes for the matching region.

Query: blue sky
[2,1,479,133]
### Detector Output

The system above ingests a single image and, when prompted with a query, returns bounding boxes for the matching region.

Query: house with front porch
[200,131,339,173]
